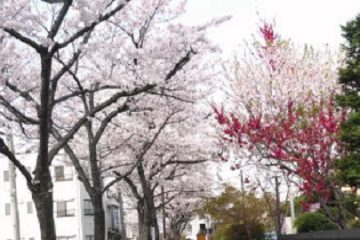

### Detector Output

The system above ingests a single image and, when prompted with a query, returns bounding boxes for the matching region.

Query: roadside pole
[274,176,281,239]
[7,128,21,240]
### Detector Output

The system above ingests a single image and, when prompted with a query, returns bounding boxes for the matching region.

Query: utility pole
[240,170,252,240]
[115,189,127,240]
[161,185,166,240]
[274,176,281,239]
[289,189,296,234]
[7,128,21,240]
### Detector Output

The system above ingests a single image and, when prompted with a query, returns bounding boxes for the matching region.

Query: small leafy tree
[214,21,349,228]
[336,14,360,195]
[213,223,265,240]
[294,212,337,233]
[199,185,274,240]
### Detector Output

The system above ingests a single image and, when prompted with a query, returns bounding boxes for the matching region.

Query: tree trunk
[32,173,56,240]
[31,52,56,240]
[168,214,191,240]
[138,198,160,240]
[93,194,106,240]
[168,227,181,240]
[116,191,127,240]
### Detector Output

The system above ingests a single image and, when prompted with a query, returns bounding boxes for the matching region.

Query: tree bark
[32,172,56,240]
[138,198,160,240]
[168,225,182,240]
[30,51,57,240]
[93,194,106,240]
[116,191,127,240]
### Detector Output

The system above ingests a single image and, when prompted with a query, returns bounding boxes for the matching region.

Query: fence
[279,228,360,240]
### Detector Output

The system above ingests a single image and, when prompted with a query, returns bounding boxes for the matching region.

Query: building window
[57,236,75,240]
[54,166,73,181]
[199,223,206,233]
[27,201,33,214]
[84,199,94,216]
[108,205,120,231]
[56,200,75,217]
[186,224,192,233]
[5,203,10,216]
[3,170,9,182]
[85,236,94,240]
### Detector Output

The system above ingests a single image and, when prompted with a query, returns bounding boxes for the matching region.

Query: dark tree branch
[136,110,180,161]
[0,137,32,185]
[0,95,39,125]
[2,28,42,51]
[102,160,138,194]
[48,0,73,39]
[51,127,93,194]
[55,1,131,50]
[124,176,142,200]
[165,49,196,81]
[48,83,156,162]
[94,102,129,144]
[5,80,40,113]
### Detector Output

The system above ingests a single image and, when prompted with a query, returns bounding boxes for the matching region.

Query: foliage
[336,14,360,191]
[199,185,275,237]
[0,0,222,240]
[216,22,342,199]
[215,21,349,228]
[213,223,265,240]
[294,212,338,233]
[215,98,344,203]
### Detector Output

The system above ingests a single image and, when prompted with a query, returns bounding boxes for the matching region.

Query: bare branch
[2,28,41,51]
[5,80,40,112]
[94,102,129,144]
[0,137,32,185]
[136,110,180,161]
[0,95,39,125]
[123,176,142,200]
[102,159,139,194]
[48,83,156,161]
[165,48,196,81]
[48,0,73,39]
[51,127,94,195]
[55,1,131,50]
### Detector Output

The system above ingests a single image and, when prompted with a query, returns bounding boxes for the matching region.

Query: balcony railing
[57,209,75,217]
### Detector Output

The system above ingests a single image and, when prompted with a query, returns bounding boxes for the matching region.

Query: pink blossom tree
[0,0,222,239]
[215,22,347,227]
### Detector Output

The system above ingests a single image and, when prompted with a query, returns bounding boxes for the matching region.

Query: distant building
[183,215,215,240]
[0,152,124,240]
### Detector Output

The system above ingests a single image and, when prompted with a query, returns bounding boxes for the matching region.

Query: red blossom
[214,98,345,203]
[260,23,277,45]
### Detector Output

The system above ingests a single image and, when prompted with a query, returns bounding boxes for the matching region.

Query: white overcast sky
[184,0,360,53]
[182,1,360,192]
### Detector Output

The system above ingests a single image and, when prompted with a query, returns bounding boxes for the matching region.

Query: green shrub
[294,212,338,233]
[213,223,265,240]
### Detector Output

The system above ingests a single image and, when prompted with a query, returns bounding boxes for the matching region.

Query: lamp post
[7,127,21,240]
[274,176,281,239]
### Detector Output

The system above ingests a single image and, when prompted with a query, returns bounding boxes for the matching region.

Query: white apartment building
[183,215,215,240]
[0,152,124,240]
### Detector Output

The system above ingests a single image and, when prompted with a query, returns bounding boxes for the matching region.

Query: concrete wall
[0,153,122,240]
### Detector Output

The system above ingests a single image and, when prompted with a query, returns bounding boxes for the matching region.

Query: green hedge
[294,212,338,233]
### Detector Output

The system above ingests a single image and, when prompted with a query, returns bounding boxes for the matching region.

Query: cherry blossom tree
[48,1,223,239]
[0,0,222,239]
[119,107,213,240]
[166,193,204,240]
[0,1,139,239]
[214,22,346,227]
[214,98,349,227]
[220,22,339,117]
